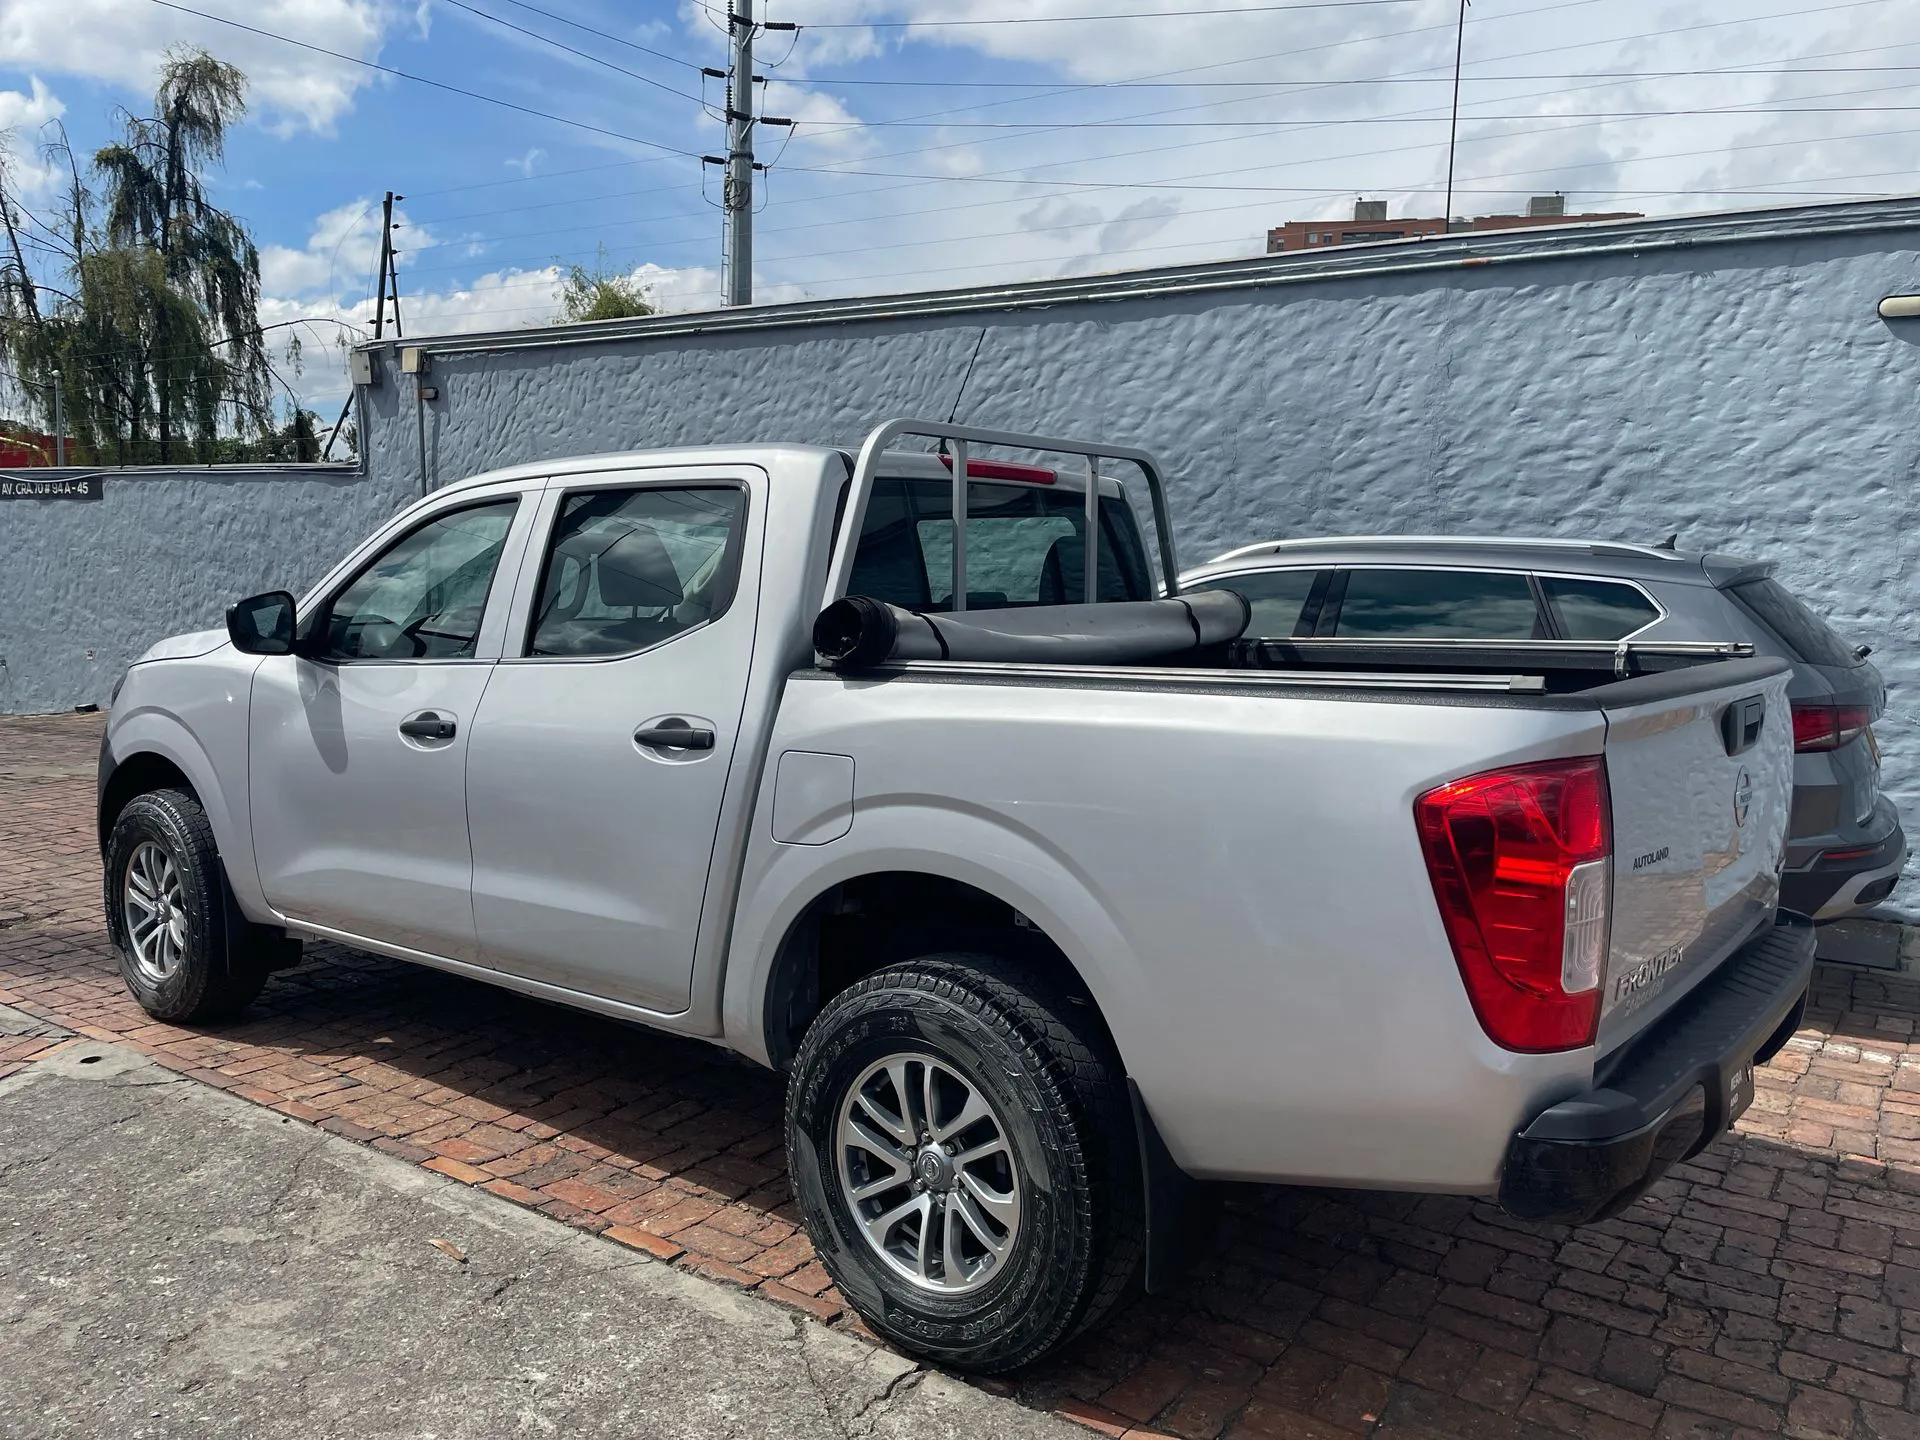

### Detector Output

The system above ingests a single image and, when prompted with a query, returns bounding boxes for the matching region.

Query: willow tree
[0,48,272,462]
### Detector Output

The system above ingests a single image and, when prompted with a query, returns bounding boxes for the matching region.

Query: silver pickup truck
[97,419,1815,1371]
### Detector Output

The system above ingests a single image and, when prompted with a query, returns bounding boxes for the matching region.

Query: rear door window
[1728,578,1861,668]
[1331,568,1544,639]
[1540,577,1661,640]
[848,475,1151,611]
[527,486,746,658]
[1193,569,1325,638]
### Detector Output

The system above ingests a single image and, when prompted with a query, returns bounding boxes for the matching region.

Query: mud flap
[1129,1078,1215,1294]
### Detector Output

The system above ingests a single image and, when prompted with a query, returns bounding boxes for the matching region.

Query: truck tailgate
[1598,657,1795,1055]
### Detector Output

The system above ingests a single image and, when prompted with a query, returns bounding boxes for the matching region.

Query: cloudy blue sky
[4,0,1920,412]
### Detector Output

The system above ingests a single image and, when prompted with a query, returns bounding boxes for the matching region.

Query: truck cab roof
[432,445,1126,500]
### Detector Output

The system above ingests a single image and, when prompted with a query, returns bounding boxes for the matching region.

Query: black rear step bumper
[1498,913,1816,1227]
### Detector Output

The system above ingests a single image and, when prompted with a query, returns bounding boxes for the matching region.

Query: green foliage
[556,246,655,324]
[0,48,282,463]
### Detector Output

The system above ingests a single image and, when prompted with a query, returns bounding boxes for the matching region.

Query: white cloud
[0,0,395,131]
[259,198,389,297]
[0,77,66,196]
[506,147,547,177]
[0,75,63,134]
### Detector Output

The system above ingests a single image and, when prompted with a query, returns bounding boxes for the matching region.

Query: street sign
[0,473,102,500]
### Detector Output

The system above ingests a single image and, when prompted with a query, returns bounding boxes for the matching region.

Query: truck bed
[732,649,1792,1190]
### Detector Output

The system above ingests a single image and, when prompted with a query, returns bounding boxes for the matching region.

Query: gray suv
[1183,536,1904,920]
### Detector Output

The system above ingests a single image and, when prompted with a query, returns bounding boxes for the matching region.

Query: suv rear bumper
[1498,913,1815,1227]
[1781,799,1906,920]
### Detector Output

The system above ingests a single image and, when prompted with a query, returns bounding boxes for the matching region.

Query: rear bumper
[1781,800,1906,920]
[1498,913,1815,1227]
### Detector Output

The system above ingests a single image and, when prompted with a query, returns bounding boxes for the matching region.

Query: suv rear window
[848,476,1151,611]
[1333,568,1543,640]
[1728,578,1860,668]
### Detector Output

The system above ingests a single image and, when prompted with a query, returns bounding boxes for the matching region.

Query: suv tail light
[1415,757,1611,1053]
[1790,701,1872,752]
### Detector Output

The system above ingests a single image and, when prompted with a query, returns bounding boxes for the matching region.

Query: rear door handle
[635,721,715,751]
[400,713,457,741]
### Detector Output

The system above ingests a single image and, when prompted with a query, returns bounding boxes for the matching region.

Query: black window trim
[1532,569,1667,642]
[304,494,525,666]
[512,478,752,664]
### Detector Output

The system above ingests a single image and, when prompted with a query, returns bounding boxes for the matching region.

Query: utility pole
[322,191,402,463]
[375,191,404,339]
[50,368,64,466]
[1442,0,1468,232]
[724,1,755,307]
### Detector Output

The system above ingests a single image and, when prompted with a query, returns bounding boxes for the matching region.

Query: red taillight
[1790,702,1872,752]
[937,455,1057,484]
[1415,757,1612,1053]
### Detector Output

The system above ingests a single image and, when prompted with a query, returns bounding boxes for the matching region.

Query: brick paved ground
[4,712,1919,1439]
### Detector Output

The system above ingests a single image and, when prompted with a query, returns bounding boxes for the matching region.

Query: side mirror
[227,591,298,656]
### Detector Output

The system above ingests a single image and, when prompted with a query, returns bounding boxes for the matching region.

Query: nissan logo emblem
[1733,768,1753,828]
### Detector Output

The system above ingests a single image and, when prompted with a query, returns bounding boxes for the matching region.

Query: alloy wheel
[835,1051,1023,1294]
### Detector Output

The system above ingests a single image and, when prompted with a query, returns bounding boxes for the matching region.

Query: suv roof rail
[824,418,1180,612]
[1204,535,1695,567]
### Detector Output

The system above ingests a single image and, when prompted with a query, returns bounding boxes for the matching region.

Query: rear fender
[722,801,1149,1075]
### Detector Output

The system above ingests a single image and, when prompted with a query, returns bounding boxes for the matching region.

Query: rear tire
[104,789,277,1024]
[785,953,1142,1372]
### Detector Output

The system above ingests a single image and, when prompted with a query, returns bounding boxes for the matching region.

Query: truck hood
[135,628,229,664]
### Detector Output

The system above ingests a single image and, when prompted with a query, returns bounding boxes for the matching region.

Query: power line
[404,34,1920,273]
[488,0,704,70]
[775,64,1920,89]
[792,0,1423,24]
[774,3,1911,220]
[399,67,1920,276]
[780,107,1920,129]
[437,0,707,105]
[146,1,708,161]
[823,0,1896,159]
[364,0,1614,210]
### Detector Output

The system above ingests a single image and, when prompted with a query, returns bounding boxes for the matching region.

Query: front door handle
[400,713,457,741]
[635,720,715,751]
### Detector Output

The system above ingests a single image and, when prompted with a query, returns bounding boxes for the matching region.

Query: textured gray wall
[359,204,1920,913]
[0,465,415,714]
[10,203,1920,910]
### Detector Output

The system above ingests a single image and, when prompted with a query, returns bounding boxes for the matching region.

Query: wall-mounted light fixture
[1878,295,1920,319]
[399,346,429,374]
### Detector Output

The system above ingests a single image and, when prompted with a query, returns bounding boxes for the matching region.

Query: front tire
[104,789,273,1024]
[786,955,1142,1372]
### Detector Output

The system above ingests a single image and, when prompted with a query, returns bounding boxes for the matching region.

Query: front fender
[105,660,267,918]
[721,798,1149,1072]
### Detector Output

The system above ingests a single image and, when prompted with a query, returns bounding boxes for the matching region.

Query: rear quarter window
[1728,578,1860,668]
[1540,577,1661,640]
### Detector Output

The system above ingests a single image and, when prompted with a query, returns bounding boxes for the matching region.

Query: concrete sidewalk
[0,1035,1078,1440]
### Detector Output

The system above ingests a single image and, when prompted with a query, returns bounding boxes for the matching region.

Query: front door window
[320,503,518,661]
